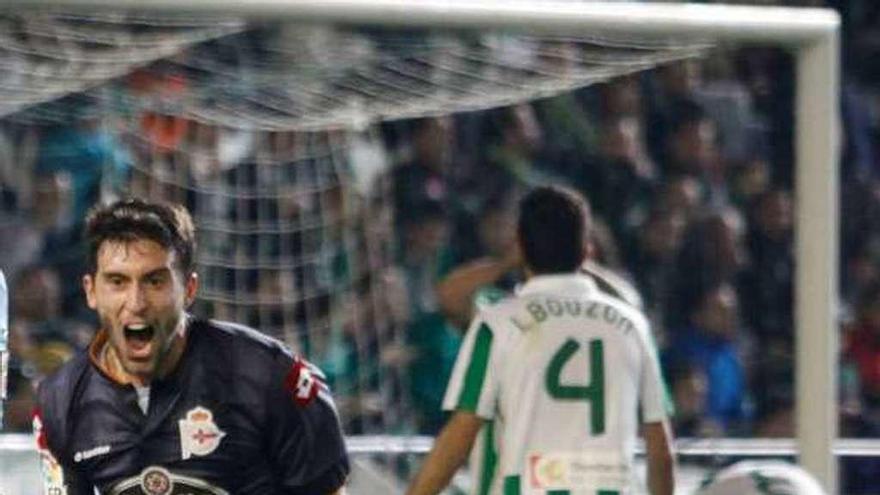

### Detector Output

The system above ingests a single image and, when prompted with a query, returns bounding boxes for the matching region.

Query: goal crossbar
[3,0,838,43]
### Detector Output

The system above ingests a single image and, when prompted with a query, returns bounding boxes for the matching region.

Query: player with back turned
[33,198,350,494]
[407,185,675,495]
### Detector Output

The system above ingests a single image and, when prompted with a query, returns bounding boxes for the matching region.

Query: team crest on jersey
[178,406,226,460]
[284,357,319,406]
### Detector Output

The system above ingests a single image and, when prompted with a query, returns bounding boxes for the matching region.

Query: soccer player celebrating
[407,185,675,495]
[33,199,349,494]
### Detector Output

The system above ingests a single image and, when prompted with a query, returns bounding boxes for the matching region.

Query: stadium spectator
[844,281,880,410]
[10,265,89,350]
[581,114,657,244]
[435,192,521,330]
[35,120,130,221]
[666,207,747,335]
[4,340,74,433]
[729,155,772,209]
[733,47,796,185]
[664,282,751,433]
[393,198,462,433]
[841,180,880,306]
[294,292,365,432]
[532,90,597,179]
[645,59,701,161]
[0,172,79,289]
[4,264,82,433]
[627,207,688,342]
[390,116,455,231]
[655,175,704,223]
[668,363,723,438]
[751,357,795,439]
[740,189,795,344]
[661,99,729,207]
[480,104,559,198]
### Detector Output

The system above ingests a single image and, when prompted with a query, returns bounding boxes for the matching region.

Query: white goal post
[1,0,842,492]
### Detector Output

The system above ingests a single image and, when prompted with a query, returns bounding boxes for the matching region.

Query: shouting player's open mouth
[123,323,156,360]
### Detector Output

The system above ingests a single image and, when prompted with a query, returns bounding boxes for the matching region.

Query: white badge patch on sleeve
[34,412,68,494]
[179,406,226,460]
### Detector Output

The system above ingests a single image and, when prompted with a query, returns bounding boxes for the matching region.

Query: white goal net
[0,1,710,433]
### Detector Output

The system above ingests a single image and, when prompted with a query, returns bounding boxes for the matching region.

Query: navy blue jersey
[34,318,350,494]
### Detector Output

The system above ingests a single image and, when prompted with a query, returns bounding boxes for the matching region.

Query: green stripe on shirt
[503,475,520,495]
[457,323,493,411]
[478,421,498,495]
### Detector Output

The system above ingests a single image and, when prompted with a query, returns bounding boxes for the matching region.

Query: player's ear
[184,272,199,308]
[83,274,97,310]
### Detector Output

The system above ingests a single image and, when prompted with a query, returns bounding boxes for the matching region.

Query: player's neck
[152,322,189,384]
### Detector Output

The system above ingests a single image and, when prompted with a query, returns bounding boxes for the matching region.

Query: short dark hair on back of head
[518,185,590,274]
[85,198,196,277]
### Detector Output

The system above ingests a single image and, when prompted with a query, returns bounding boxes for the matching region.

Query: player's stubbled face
[84,239,193,385]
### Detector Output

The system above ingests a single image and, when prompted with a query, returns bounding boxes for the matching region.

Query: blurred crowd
[1,0,880,490]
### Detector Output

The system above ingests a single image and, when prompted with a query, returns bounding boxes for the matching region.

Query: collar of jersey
[88,329,132,385]
[516,273,597,298]
[87,315,194,386]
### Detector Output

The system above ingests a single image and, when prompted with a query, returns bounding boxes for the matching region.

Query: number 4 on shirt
[545,339,605,435]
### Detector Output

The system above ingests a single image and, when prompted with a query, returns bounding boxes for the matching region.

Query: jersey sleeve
[33,409,94,495]
[266,352,350,494]
[442,313,500,420]
[637,317,674,423]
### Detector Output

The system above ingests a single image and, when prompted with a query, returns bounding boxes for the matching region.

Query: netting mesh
[0,5,712,434]
[0,12,245,120]
[0,9,710,129]
[118,126,406,432]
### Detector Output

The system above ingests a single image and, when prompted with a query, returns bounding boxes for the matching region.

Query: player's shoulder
[473,289,525,328]
[593,288,650,328]
[191,317,329,381]
[37,350,91,409]
[35,351,92,451]
[479,272,648,329]
[194,317,292,358]
[580,260,643,310]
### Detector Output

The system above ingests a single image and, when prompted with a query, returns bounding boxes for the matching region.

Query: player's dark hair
[517,185,590,274]
[85,198,196,277]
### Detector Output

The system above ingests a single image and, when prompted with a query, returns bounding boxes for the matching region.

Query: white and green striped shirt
[443,274,669,495]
